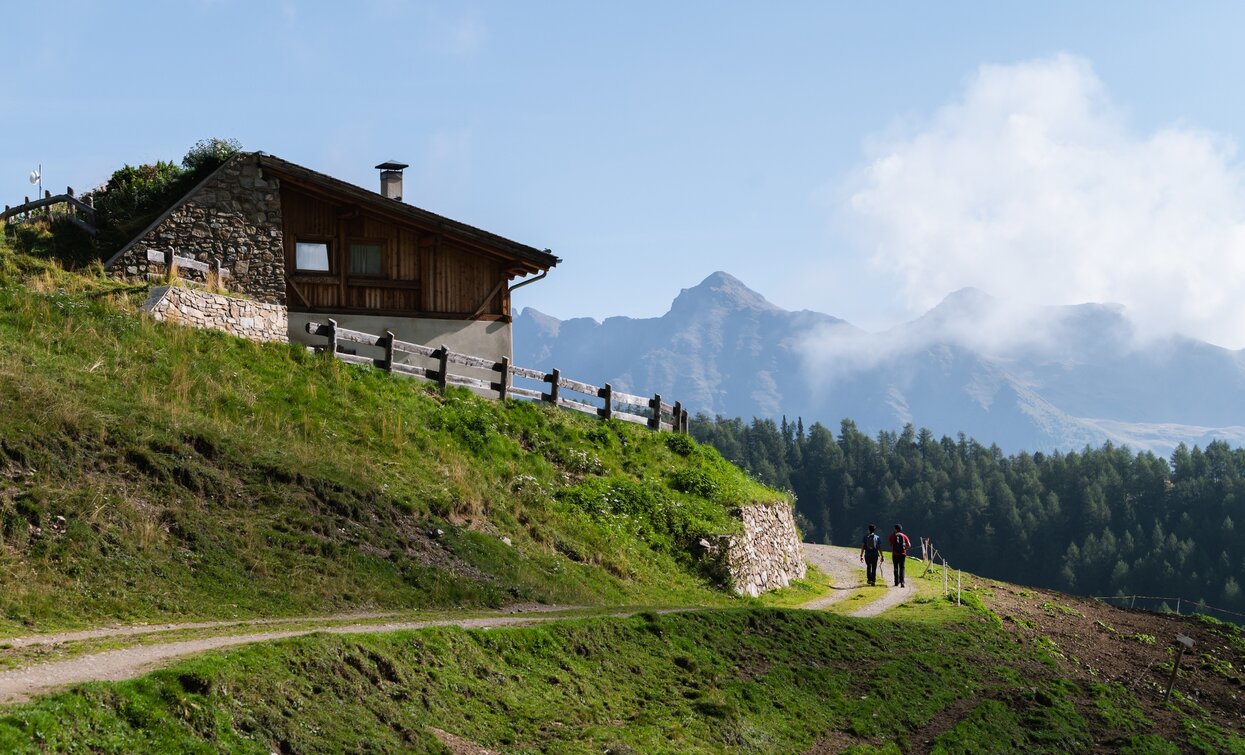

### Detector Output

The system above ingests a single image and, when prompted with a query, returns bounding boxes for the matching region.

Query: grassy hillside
[2,231,1241,752]
[1,577,1241,753]
[0,232,779,632]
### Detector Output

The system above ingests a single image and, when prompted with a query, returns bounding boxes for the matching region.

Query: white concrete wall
[287,311,512,379]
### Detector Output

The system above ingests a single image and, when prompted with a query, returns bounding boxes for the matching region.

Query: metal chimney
[375,160,408,201]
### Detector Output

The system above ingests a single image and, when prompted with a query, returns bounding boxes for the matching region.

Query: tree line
[691,415,1244,614]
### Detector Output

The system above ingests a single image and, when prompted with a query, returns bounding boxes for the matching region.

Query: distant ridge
[516,272,1245,454]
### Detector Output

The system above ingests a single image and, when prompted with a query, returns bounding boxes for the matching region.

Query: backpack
[893,532,909,555]
[863,533,879,551]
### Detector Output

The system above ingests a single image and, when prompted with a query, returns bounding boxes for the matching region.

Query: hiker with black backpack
[859,524,883,586]
[888,524,911,587]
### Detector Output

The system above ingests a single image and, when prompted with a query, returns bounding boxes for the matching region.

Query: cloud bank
[844,54,1245,349]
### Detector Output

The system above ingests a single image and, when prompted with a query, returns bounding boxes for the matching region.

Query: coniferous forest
[691,415,1245,616]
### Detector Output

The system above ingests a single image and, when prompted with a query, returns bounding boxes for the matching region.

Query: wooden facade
[262,156,557,322]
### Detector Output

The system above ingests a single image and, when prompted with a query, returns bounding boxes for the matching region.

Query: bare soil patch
[429,727,496,754]
[983,581,1245,744]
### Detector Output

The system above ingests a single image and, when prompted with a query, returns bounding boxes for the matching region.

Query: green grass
[0,606,1108,753]
[1,232,1239,753]
[756,563,834,608]
[0,234,780,632]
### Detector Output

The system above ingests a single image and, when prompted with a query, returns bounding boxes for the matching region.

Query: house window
[349,243,383,276]
[295,241,330,272]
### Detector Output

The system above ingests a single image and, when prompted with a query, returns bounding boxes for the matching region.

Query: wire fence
[1091,594,1245,624]
[890,536,1244,625]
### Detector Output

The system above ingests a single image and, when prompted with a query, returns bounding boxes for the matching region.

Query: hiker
[888,524,911,587]
[859,524,883,586]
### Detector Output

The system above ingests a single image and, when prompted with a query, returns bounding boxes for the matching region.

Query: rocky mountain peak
[668,271,782,316]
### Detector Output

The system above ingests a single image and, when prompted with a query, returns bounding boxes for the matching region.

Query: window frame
[292,237,334,275]
[347,238,386,279]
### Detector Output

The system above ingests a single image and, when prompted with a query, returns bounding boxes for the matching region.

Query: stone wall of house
[724,502,806,597]
[108,154,286,304]
[143,285,287,344]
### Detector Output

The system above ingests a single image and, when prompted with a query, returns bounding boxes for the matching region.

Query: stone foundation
[143,285,287,344]
[724,502,806,597]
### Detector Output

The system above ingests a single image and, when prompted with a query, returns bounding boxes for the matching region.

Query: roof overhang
[256,153,559,277]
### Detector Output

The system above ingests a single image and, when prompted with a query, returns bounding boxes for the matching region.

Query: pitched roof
[105,152,560,276]
[255,153,559,274]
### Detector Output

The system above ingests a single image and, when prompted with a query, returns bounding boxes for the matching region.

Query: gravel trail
[0,608,588,704]
[801,543,918,617]
[0,546,917,704]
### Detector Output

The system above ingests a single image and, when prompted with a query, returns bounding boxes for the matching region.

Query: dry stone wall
[107,154,286,304]
[725,502,806,597]
[143,285,287,344]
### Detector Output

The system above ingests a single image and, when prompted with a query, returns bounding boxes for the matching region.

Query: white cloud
[842,53,1245,349]
[427,11,488,57]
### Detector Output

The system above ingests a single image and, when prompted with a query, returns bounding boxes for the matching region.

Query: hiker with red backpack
[859,524,884,586]
[888,524,911,587]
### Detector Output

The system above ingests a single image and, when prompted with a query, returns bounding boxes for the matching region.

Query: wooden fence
[1,187,97,236]
[305,319,689,433]
[144,249,232,281]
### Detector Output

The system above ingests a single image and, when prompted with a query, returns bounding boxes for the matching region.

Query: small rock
[501,536,512,547]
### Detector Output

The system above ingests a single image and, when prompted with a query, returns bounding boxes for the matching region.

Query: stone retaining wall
[107,154,286,304]
[143,285,287,344]
[724,502,806,597]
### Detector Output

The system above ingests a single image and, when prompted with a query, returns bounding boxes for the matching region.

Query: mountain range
[515,272,1245,455]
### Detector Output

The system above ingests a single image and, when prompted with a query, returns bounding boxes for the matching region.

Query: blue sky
[6,2,1245,345]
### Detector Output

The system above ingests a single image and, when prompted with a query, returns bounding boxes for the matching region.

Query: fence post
[599,383,613,420]
[211,257,223,285]
[1165,636,1194,702]
[381,330,395,373]
[497,356,510,401]
[649,393,662,431]
[325,318,338,356]
[1130,595,1136,609]
[682,408,689,434]
[943,557,948,596]
[545,368,561,405]
[672,401,682,433]
[437,344,450,392]
[1176,597,1181,616]
[957,570,961,606]
[164,248,175,273]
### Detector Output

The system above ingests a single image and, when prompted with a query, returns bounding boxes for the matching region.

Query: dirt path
[0,608,597,705]
[0,611,404,649]
[801,544,917,617]
[0,545,917,705]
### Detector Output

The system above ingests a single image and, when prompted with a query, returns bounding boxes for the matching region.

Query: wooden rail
[144,249,232,280]
[305,319,690,433]
[2,188,97,236]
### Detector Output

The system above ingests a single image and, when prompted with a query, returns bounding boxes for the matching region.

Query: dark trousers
[892,554,906,586]
[864,552,879,584]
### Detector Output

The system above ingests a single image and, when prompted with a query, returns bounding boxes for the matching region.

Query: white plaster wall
[287,312,512,382]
